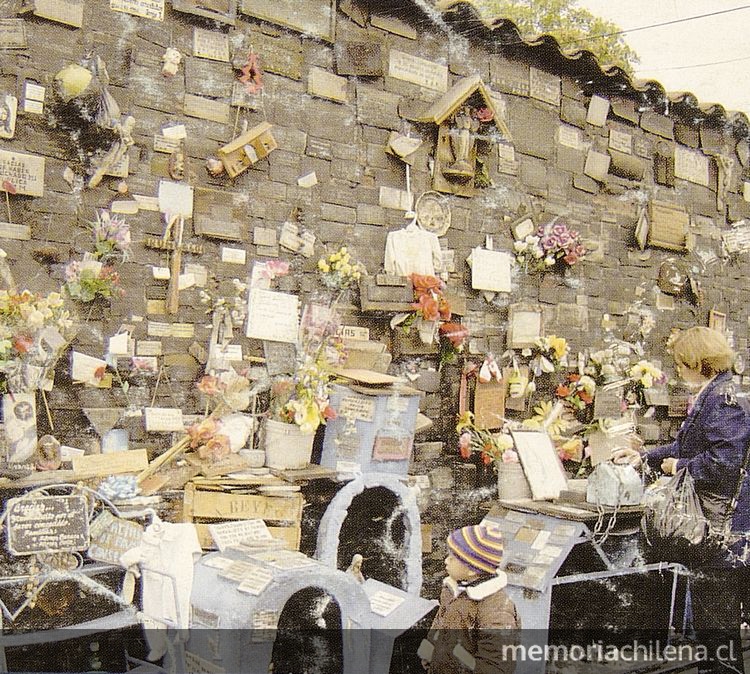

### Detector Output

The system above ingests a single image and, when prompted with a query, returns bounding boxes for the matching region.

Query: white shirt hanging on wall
[384,221,442,277]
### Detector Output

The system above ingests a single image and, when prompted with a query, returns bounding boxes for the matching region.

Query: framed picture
[709,309,727,334]
[507,303,543,349]
[510,430,568,501]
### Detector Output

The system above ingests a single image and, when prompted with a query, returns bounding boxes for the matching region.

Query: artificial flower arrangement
[456,411,518,465]
[199,278,248,332]
[90,209,131,262]
[0,289,75,393]
[513,219,586,273]
[64,258,123,302]
[627,358,666,405]
[317,246,365,291]
[555,373,597,412]
[391,274,470,355]
[529,334,569,376]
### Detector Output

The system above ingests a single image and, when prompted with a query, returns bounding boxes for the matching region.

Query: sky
[576,0,750,115]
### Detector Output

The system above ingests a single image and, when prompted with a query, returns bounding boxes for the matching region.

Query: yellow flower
[317,258,327,271]
[340,263,352,275]
[547,335,568,360]
[340,247,347,255]
[456,410,474,433]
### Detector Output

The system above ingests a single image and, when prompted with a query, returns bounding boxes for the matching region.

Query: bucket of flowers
[456,411,531,500]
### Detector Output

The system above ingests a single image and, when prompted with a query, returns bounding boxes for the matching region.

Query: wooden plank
[187,490,303,522]
[72,449,149,478]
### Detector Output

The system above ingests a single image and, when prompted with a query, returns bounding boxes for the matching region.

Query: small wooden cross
[144,213,203,314]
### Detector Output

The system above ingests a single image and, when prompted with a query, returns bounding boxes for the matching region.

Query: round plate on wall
[415,191,451,236]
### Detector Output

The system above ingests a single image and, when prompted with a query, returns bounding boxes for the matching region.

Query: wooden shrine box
[182,479,302,550]
[217,121,277,178]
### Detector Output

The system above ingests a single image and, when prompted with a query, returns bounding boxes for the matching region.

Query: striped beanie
[447,525,504,575]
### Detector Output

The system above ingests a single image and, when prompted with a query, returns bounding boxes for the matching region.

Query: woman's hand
[661,458,678,475]
[612,447,643,468]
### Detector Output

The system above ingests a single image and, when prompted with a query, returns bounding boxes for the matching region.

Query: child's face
[445,552,479,582]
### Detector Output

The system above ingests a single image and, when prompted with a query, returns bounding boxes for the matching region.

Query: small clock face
[415,191,451,236]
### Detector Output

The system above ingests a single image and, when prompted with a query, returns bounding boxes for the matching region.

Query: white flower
[514,241,527,253]
[544,256,555,266]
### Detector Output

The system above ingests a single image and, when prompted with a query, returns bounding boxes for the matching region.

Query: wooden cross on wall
[144,213,203,314]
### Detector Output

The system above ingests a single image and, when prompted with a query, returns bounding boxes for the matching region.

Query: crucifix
[144,213,203,315]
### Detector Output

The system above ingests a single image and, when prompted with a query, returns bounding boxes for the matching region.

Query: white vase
[2,393,37,465]
[496,461,533,501]
[264,419,314,470]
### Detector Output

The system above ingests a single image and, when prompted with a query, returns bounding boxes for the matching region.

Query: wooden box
[182,480,302,551]
[217,121,277,178]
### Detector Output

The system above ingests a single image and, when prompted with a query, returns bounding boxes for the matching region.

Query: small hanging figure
[238,50,263,95]
[345,553,365,584]
[161,47,182,78]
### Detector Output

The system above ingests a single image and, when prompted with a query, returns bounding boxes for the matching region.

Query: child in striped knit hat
[419,524,519,674]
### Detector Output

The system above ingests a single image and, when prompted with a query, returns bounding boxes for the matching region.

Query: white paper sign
[221,247,246,264]
[71,352,107,385]
[369,590,405,617]
[158,180,193,217]
[246,289,300,343]
[237,567,274,596]
[144,407,184,432]
[208,519,272,552]
[470,248,512,292]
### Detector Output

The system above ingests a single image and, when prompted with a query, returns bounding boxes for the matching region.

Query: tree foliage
[473,0,639,74]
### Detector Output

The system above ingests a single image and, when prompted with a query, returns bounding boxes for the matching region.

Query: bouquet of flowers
[0,289,75,393]
[64,259,123,302]
[90,209,131,262]
[199,278,248,330]
[391,274,453,345]
[529,335,569,375]
[186,417,232,462]
[584,346,632,384]
[317,246,365,291]
[555,373,596,411]
[456,411,518,465]
[627,359,665,406]
[521,400,575,438]
[514,219,586,273]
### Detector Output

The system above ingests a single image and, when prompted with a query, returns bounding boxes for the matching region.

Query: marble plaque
[388,50,448,92]
[110,0,165,20]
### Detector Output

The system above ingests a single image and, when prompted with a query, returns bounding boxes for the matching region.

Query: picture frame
[507,303,543,349]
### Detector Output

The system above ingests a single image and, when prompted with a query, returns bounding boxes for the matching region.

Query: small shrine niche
[417,75,511,197]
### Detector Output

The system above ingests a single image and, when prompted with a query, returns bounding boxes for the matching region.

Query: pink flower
[502,449,519,463]
[458,431,472,460]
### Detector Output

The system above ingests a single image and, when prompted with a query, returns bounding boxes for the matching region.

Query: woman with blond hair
[615,326,750,674]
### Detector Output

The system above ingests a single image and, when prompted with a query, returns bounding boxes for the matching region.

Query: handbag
[641,441,750,567]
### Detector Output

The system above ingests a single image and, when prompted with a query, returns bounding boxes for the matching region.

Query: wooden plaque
[474,378,506,430]
[647,201,689,252]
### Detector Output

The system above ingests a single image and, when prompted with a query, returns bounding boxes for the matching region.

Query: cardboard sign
[0,149,45,197]
[6,495,89,555]
[511,430,568,501]
[474,378,506,430]
[88,511,143,564]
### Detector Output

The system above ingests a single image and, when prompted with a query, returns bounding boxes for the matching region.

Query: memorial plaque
[33,0,84,27]
[308,66,347,103]
[336,42,383,77]
[586,95,610,126]
[583,149,610,182]
[0,19,27,49]
[474,379,506,430]
[675,145,710,187]
[609,129,632,155]
[239,0,335,42]
[388,50,448,92]
[6,495,89,556]
[172,0,236,25]
[647,201,689,252]
[529,68,560,107]
[490,60,529,97]
[0,222,31,240]
[184,94,230,124]
[194,187,247,241]
[193,28,230,62]
[0,150,45,197]
[557,125,583,150]
[110,0,165,20]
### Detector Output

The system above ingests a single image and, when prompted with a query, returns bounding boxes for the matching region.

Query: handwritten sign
[88,511,143,564]
[0,19,27,49]
[208,519,272,552]
[6,495,89,556]
[193,28,230,62]
[388,50,448,92]
[369,589,405,617]
[339,395,376,422]
[0,150,45,197]
[246,288,299,343]
[110,0,165,20]
[144,407,184,432]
